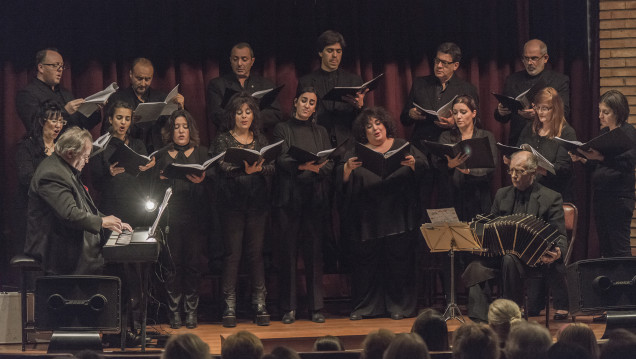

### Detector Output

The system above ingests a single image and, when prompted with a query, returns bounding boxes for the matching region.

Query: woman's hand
[186,172,206,183]
[299,160,327,174]
[577,147,604,162]
[569,151,587,164]
[110,162,125,176]
[244,158,265,174]
[445,153,468,169]
[401,155,416,171]
[139,157,156,172]
[536,167,547,176]
[343,156,362,182]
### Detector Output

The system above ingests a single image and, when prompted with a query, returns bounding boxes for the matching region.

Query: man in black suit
[24,127,131,275]
[297,30,366,147]
[101,58,185,152]
[207,42,282,137]
[494,39,570,145]
[463,150,569,322]
[16,48,101,132]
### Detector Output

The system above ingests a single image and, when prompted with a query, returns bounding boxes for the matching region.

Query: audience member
[504,321,552,359]
[162,333,211,359]
[267,346,302,359]
[410,308,449,351]
[383,333,430,359]
[600,329,636,359]
[547,341,591,359]
[488,299,522,348]
[452,322,500,359]
[557,323,599,359]
[314,335,345,351]
[221,330,264,359]
[361,328,395,359]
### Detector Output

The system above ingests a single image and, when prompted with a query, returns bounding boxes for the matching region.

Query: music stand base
[443,303,465,323]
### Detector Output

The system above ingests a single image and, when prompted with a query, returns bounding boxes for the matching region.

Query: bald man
[494,39,570,145]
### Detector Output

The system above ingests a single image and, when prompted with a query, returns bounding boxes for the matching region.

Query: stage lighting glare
[145,198,157,212]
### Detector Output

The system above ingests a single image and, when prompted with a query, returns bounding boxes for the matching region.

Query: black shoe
[593,313,607,323]
[553,312,569,321]
[169,311,182,329]
[349,312,362,321]
[282,310,295,324]
[253,304,270,326]
[311,310,325,323]
[185,312,197,329]
[390,313,404,320]
[223,306,237,328]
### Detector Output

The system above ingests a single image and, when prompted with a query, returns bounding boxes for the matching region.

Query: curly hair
[223,92,263,136]
[352,106,397,143]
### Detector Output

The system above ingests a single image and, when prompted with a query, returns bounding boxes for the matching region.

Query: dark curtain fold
[0,0,597,278]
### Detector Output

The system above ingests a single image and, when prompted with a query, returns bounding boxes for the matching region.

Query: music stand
[420,222,482,323]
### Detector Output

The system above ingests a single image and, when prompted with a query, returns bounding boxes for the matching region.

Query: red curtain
[0,0,597,278]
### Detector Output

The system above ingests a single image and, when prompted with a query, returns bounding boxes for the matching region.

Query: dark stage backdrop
[0,0,598,282]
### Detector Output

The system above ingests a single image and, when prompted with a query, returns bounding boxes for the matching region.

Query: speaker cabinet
[567,257,636,315]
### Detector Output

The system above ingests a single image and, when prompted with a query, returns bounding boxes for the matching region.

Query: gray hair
[511,150,538,172]
[54,126,92,158]
[524,39,548,56]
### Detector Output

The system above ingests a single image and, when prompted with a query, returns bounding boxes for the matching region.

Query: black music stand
[421,222,482,323]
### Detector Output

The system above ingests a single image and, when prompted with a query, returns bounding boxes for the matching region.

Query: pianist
[25,126,132,275]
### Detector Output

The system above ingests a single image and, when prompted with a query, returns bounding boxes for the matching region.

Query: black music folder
[424,137,495,169]
[322,73,384,102]
[223,140,284,167]
[162,151,225,180]
[220,85,285,109]
[491,78,547,112]
[413,95,457,121]
[555,127,636,157]
[355,141,411,178]
[109,145,159,176]
[287,138,349,164]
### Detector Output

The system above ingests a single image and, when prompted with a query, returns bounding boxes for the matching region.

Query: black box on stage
[567,257,636,315]
[35,275,120,332]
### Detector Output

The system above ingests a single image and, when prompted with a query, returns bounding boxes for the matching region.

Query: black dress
[272,118,333,313]
[336,138,427,318]
[211,131,275,307]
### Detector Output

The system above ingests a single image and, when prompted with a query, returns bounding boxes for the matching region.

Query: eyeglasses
[41,63,68,71]
[47,118,67,126]
[533,106,553,113]
[507,168,533,176]
[434,57,456,67]
[521,55,546,63]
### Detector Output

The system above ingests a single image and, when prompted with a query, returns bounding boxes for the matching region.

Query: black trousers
[276,206,325,312]
[220,209,267,304]
[350,231,418,318]
[165,221,204,314]
[594,192,634,258]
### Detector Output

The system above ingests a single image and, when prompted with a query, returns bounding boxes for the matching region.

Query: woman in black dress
[438,95,497,221]
[273,87,333,324]
[570,89,636,258]
[338,106,427,321]
[155,109,210,329]
[211,93,274,327]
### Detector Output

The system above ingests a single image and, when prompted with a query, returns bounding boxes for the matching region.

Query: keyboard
[103,229,159,263]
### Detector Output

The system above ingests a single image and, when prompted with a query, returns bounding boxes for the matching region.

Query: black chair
[9,254,42,351]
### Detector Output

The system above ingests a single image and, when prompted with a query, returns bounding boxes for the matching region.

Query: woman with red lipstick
[338,106,427,321]
[211,93,274,327]
[91,101,156,227]
[153,109,210,329]
[273,87,333,324]
[438,95,497,221]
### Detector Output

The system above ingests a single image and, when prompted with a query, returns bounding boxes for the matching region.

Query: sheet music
[427,208,460,224]
[149,187,173,238]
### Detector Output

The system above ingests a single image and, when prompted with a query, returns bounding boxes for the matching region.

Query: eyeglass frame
[533,106,553,113]
[507,168,535,176]
[521,54,547,63]
[47,118,67,126]
[434,57,457,67]
[41,63,69,71]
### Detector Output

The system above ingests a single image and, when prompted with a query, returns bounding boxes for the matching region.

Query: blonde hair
[531,87,567,138]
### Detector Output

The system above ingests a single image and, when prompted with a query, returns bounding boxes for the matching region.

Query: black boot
[185,310,197,329]
[222,299,236,328]
[169,311,182,329]
[253,303,270,326]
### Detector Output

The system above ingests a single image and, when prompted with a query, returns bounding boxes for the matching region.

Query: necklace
[231,130,252,145]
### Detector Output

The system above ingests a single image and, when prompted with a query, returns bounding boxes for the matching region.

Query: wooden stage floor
[0,312,608,355]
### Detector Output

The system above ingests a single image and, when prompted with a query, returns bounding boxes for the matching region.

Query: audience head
[522,39,548,76]
[129,58,154,98]
[383,333,430,359]
[488,299,522,347]
[557,323,599,359]
[266,346,301,359]
[31,100,65,140]
[600,329,636,359]
[352,106,397,144]
[230,42,255,79]
[317,30,345,72]
[224,92,262,134]
[73,349,105,359]
[107,100,134,139]
[434,42,461,83]
[162,333,210,359]
[504,321,552,359]
[221,330,264,359]
[293,87,318,122]
[410,308,449,351]
[36,48,65,87]
[55,126,93,171]
[361,328,395,359]
[547,341,592,359]
[313,335,344,351]
[162,109,200,147]
[452,323,500,359]
[532,87,566,138]
[599,89,630,129]
[509,150,538,191]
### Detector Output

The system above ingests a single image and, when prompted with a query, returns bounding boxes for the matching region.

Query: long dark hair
[449,94,479,142]
[292,87,319,123]
[161,109,200,147]
[223,92,263,138]
[107,100,134,139]
[29,100,64,140]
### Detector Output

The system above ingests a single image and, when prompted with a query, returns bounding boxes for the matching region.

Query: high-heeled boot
[253,303,270,326]
[222,298,236,328]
